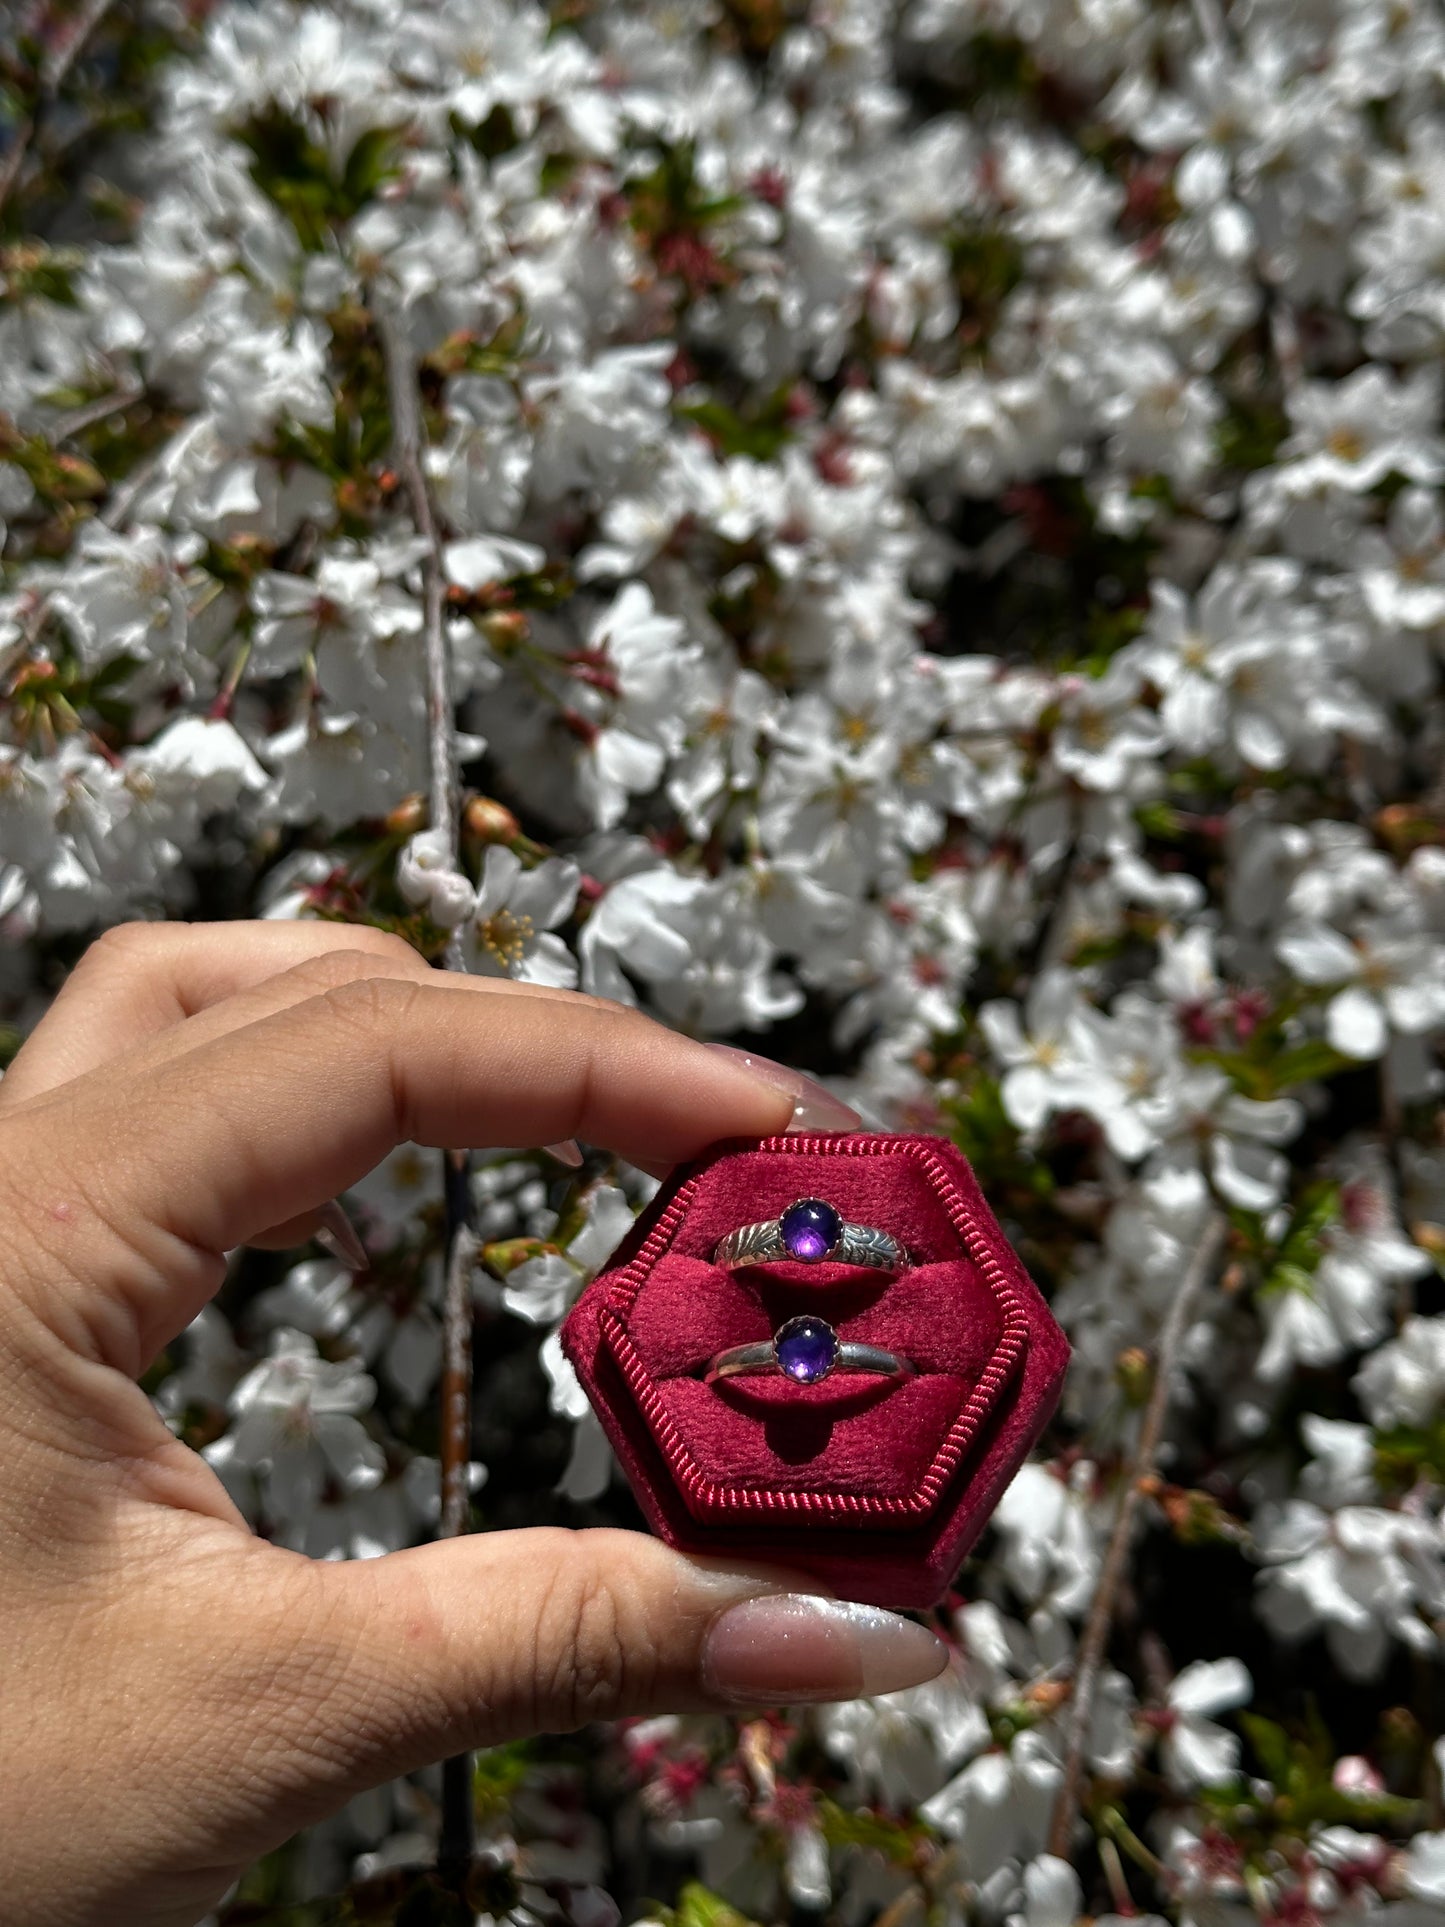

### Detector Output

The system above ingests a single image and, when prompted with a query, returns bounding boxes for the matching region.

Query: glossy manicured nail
[315,1198,369,1272]
[701,1595,945,1706]
[545,1139,584,1168]
[704,1045,861,1133]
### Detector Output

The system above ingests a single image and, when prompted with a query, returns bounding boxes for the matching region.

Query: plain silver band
[704,1340,914,1385]
[712,1219,904,1271]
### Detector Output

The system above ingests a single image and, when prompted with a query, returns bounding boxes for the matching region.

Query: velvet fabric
[560,1132,1070,1608]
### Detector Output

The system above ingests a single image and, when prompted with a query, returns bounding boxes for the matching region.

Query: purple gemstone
[779,1197,842,1262]
[774,1315,840,1384]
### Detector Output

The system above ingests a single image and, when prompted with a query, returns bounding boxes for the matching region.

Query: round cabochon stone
[779,1197,841,1261]
[774,1314,840,1383]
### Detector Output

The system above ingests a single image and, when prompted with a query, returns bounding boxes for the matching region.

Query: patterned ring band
[704,1315,914,1387]
[711,1197,904,1273]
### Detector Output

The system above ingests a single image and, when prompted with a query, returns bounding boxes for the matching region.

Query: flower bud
[385,794,428,837]
[482,1237,557,1278]
[464,795,521,845]
[480,609,529,651]
[396,828,476,930]
[1115,1345,1152,1404]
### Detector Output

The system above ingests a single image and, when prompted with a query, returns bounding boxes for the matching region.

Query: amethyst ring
[711,1198,904,1273]
[705,1314,914,1388]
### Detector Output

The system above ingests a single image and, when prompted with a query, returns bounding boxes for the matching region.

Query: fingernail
[545,1139,584,1168]
[315,1198,369,1272]
[701,1595,945,1706]
[704,1045,861,1134]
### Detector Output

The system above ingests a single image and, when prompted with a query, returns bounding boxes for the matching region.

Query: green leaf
[1241,1712,1294,1788]
[947,225,1024,346]
[674,388,794,461]
[471,1738,532,1815]
[0,241,83,305]
[1374,1416,1445,1493]
[1222,1706,1425,1843]
[239,109,401,248]
[1258,1259,1316,1303]
[496,565,576,611]
[1267,1040,1356,1093]
[340,125,402,208]
[818,1797,921,1863]
[665,1883,763,1927]
[943,1067,1053,1198]
[1278,1181,1341,1262]
[716,0,791,56]
[1217,394,1288,472]
[957,30,1038,99]
[1136,800,1187,842]
[1191,1037,1354,1102]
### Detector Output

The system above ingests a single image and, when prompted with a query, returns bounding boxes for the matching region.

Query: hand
[0,922,945,1927]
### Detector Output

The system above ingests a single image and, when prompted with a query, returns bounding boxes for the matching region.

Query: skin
[0,921,886,1927]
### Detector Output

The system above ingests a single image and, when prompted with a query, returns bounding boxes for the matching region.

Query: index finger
[0,921,428,1106]
[3,978,811,1374]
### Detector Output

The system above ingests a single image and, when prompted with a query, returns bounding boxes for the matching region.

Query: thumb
[250,1528,944,1801]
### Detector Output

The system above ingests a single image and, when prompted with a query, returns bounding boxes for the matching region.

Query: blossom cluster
[3,0,1445,1921]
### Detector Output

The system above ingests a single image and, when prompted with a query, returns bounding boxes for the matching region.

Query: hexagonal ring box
[560,1131,1070,1608]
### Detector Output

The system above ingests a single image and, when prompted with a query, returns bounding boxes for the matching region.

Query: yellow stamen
[480,908,534,970]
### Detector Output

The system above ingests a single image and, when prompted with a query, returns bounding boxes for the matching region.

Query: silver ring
[712,1197,904,1272]
[705,1315,913,1387]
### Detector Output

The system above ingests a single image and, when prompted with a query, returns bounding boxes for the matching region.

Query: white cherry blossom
[464,845,579,986]
[209,1327,385,1526]
[1354,1317,1445,1431]
[1254,1500,1444,1679]
[1277,916,1445,1061]
[1157,1659,1253,1791]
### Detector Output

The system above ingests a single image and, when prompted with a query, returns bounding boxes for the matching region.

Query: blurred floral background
[4,0,1445,1921]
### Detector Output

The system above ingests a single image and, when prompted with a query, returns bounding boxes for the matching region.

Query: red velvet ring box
[559,1131,1070,1609]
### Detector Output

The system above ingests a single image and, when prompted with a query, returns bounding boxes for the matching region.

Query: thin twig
[99,446,162,530]
[0,129,33,221]
[438,1169,478,1540]
[873,1889,925,1927]
[376,294,476,1889]
[0,0,119,218]
[1100,1835,1134,1915]
[1046,1211,1227,1859]
[47,381,143,443]
[376,300,462,914]
[1269,299,1305,401]
[41,0,119,92]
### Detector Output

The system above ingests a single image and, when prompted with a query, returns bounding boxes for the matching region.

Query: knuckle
[342,926,424,973]
[287,947,418,993]
[81,919,174,972]
[533,1531,649,1728]
[315,971,424,1034]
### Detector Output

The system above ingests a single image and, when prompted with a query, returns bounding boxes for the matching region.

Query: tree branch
[376,294,476,1886]
[375,301,463,914]
[1046,1210,1228,1860]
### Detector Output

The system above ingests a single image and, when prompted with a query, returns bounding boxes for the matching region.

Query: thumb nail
[315,1198,369,1272]
[701,1595,946,1706]
[704,1044,861,1134]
